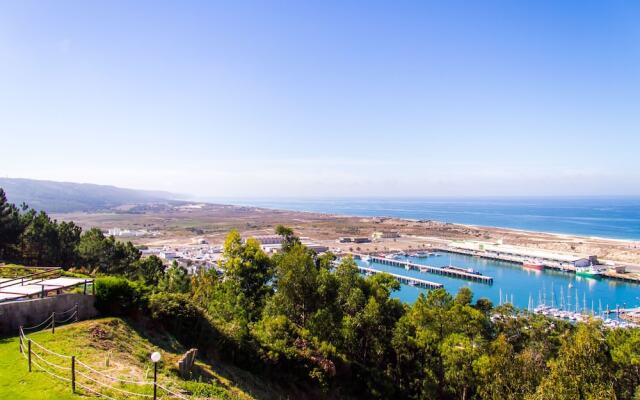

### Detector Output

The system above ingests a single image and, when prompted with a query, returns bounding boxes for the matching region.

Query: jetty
[366,256,494,284]
[357,266,443,289]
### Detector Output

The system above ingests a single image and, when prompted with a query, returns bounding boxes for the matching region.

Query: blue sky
[1,1,639,197]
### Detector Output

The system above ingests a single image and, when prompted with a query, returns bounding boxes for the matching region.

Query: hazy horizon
[2,1,639,197]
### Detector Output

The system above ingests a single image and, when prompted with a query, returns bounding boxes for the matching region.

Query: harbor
[352,251,640,321]
[433,240,640,284]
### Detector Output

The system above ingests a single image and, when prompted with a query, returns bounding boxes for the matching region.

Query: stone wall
[0,294,98,336]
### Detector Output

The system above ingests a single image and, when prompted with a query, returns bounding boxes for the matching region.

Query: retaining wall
[0,294,98,336]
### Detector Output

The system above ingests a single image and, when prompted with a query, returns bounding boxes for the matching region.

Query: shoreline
[52,200,640,268]
[229,202,640,245]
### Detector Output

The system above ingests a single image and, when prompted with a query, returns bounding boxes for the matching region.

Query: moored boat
[522,260,545,271]
[575,265,603,278]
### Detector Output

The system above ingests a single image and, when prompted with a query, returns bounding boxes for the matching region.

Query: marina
[353,252,640,320]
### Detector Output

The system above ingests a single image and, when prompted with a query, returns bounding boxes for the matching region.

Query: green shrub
[148,292,230,359]
[94,276,146,315]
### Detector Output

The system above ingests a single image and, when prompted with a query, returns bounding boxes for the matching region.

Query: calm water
[358,252,640,312]
[224,197,640,240]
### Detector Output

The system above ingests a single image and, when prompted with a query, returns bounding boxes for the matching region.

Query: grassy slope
[0,336,81,399]
[0,318,289,400]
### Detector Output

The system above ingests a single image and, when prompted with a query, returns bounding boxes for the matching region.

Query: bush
[94,276,146,315]
[148,293,219,346]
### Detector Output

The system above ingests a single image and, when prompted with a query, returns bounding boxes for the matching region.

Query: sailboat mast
[599,299,602,317]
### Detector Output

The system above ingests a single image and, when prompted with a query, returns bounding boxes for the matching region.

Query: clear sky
[1,1,639,198]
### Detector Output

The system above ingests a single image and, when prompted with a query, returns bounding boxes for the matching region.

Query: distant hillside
[0,178,180,213]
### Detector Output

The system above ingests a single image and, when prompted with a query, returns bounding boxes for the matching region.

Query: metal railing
[0,267,62,290]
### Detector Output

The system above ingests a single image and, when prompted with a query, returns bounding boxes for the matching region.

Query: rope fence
[18,307,190,399]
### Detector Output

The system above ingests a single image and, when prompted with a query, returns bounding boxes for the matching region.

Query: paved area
[0,276,93,302]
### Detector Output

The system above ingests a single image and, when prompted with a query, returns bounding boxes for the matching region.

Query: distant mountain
[0,178,181,213]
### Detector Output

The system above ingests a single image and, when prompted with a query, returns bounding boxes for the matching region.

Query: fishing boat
[522,260,545,271]
[361,255,370,263]
[575,264,603,278]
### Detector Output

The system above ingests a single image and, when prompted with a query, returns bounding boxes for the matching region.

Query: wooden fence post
[71,356,76,393]
[52,312,55,334]
[28,340,32,372]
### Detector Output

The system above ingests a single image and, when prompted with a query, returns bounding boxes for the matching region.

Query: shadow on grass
[121,314,304,400]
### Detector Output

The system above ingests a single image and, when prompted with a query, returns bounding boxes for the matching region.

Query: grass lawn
[0,318,288,400]
[0,335,78,399]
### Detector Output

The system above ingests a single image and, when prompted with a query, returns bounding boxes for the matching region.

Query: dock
[357,266,443,289]
[366,256,494,284]
[437,247,640,284]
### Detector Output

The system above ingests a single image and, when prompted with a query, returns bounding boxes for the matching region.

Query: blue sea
[219,197,640,240]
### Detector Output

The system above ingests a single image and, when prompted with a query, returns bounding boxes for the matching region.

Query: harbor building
[372,231,400,240]
[261,241,329,254]
[159,251,177,260]
[245,235,283,245]
[338,237,371,243]
[448,240,598,268]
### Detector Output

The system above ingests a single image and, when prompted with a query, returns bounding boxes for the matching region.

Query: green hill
[0,318,288,400]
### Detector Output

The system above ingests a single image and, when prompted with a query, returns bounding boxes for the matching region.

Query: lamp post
[151,351,161,400]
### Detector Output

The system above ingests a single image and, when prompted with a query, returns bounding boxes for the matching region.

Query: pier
[366,256,494,284]
[357,266,443,289]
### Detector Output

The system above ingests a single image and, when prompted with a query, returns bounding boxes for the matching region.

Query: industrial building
[449,240,598,267]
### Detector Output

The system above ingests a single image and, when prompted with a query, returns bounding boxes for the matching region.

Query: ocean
[220,197,640,240]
